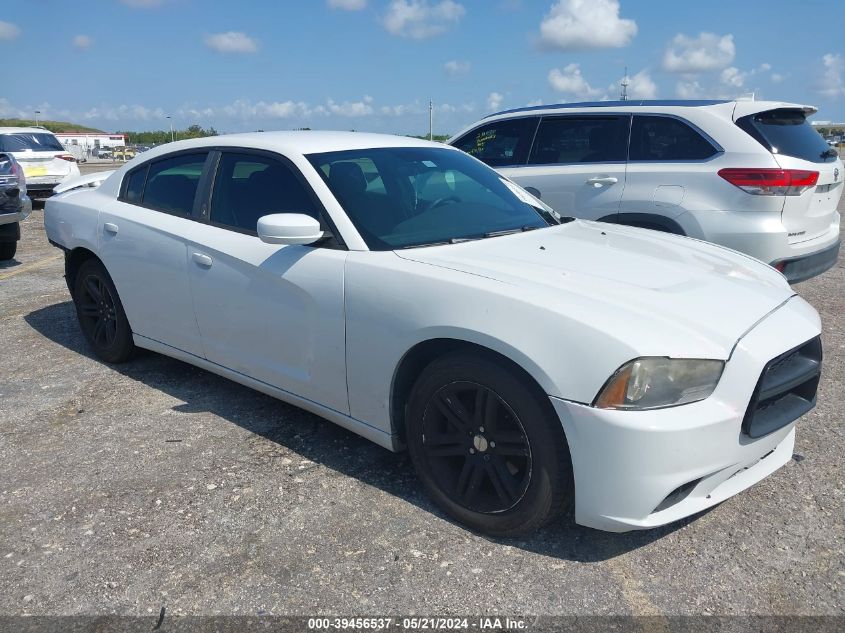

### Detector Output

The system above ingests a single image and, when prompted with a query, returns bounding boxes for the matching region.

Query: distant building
[55,132,126,152]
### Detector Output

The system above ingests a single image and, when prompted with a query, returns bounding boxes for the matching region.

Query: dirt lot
[0,176,843,618]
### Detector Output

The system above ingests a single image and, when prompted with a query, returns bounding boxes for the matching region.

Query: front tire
[0,241,16,261]
[407,351,574,536]
[72,258,136,363]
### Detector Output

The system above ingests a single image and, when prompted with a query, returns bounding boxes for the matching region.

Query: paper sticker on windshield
[422,160,437,168]
[500,178,539,206]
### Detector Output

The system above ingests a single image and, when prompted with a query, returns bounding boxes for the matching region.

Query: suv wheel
[0,241,16,261]
[407,351,574,536]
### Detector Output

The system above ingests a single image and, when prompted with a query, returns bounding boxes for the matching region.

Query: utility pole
[428,100,434,141]
[35,110,41,126]
[620,66,629,101]
[166,116,174,143]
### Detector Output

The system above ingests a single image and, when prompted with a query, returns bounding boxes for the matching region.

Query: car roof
[134,130,450,162]
[0,127,59,135]
[483,99,816,120]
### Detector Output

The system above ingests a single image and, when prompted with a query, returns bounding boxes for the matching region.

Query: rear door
[98,151,210,357]
[737,108,843,244]
[503,115,629,220]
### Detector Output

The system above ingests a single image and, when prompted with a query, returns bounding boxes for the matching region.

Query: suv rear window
[737,109,837,163]
[0,133,64,152]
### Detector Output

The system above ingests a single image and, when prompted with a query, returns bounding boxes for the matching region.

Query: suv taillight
[56,154,77,162]
[718,168,819,196]
[11,161,26,189]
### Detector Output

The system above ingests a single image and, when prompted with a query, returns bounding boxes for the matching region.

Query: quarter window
[142,154,207,216]
[528,117,629,164]
[452,118,539,167]
[124,165,148,204]
[629,116,717,161]
[210,153,319,233]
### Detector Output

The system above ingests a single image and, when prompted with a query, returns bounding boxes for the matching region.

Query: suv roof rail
[484,99,731,119]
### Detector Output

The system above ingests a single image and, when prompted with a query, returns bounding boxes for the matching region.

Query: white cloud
[444,60,471,76]
[203,31,259,54]
[383,0,465,40]
[818,53,844,98]
[73,35,93,50]
[487,92,504,111]
[675,80,703,99]
[720,66,746,88]
[120,0,165,7]
[0,20,20,40]
[548,63,601,98]
[327,96,375,117]
[82,104,166,122]
[526,99,544,106]
[538,0,637,51]
[758,63,771,72]
[613,69,657,99]
[328,0,367,9]
[771,72,785,83]
[662,32,735,73]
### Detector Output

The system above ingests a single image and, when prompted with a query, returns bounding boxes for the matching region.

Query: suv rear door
[501,115,629,221]
[736,107,843,245]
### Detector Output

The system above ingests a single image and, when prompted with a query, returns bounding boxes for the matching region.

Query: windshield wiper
[398,237,478,249]
[482,225,539,239]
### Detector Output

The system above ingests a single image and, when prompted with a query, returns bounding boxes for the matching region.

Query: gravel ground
[0,179,842,618]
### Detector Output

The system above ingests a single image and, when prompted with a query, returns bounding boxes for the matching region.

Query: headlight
[593,358,725,410]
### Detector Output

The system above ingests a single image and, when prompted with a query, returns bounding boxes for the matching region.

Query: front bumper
[552,295,821,532]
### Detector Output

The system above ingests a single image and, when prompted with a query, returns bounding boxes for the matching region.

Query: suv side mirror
[257,213,325,245]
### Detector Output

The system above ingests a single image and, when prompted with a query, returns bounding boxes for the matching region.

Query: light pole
[429,100,433,141]
[166,116,174,143]
[35,110,41,126]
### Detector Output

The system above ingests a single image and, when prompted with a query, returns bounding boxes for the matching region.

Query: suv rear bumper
[772,240,840,283]
[676,209,841,282]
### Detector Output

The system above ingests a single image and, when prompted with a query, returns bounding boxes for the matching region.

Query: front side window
[451,118,539,167]
[210,153,319,233]
[629,116,718,161]
[307,147,557,250]
[141,153,207,216]
[737,109,837,163]
[528,116,629,164]
[0,133,64,153]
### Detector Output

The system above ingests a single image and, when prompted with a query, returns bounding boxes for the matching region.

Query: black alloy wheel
[422,381,532,513]
[73,258,136,363]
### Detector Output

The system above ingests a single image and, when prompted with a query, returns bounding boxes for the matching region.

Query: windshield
[0,133,65,153]
[307,146,557,250]
[737,109,837,163]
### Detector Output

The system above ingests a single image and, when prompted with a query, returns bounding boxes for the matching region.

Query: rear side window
[0,133,64,152]
[451,117,539,167]
[737,109,837,163]
[141,153,207,216]
[629,116,718,161]
[210,152,319,233]
[528,116,629,164]
[124,165,148,204]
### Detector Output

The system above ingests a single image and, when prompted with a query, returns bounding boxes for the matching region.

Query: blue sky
[1,0,843,134]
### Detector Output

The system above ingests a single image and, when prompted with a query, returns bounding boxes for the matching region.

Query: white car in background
[0,127,80,199]
[450,100,843,283]
[45,132,822,535]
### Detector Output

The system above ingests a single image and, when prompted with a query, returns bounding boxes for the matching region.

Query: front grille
[743,336,822,438]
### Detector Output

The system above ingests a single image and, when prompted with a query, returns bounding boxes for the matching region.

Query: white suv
[0,127,80,199]
[450,100,842,283]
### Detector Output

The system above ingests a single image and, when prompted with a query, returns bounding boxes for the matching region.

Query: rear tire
[0,241,15,261]
[407,351,574,537]
[72,258,136,363]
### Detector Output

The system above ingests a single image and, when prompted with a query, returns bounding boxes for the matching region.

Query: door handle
[192,252,213,268]
[586,177,618,187]
[103,222,119,235]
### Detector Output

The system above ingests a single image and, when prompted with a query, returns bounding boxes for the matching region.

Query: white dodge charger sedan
[44,132,823,535]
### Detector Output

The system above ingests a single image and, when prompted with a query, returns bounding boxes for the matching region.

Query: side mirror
[257,213,324,245]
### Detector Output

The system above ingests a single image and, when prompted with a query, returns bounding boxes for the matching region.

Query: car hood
[395,221,795,358]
